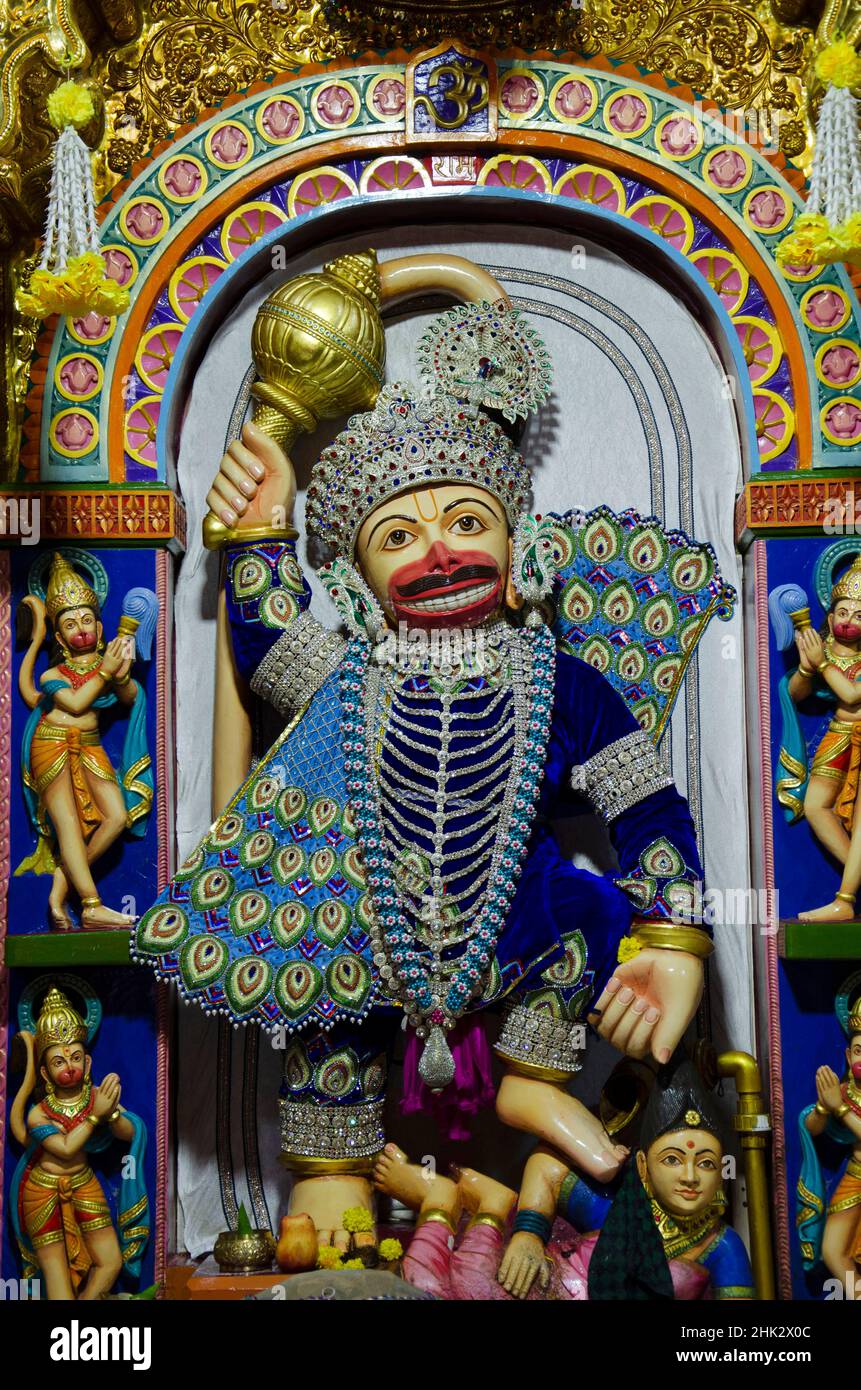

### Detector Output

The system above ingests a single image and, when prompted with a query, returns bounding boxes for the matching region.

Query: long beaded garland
[340,621,556,1087]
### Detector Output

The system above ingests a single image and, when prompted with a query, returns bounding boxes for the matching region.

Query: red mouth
[389,547,503,631]
[68,633,97,651]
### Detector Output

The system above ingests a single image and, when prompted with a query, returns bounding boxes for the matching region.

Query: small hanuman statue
[9,986,149,1299]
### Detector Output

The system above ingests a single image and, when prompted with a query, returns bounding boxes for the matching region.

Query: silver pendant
[419,1025,456,1093]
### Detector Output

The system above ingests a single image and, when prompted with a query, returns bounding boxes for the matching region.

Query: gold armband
[203,513,299,551]
[631,924,714,959]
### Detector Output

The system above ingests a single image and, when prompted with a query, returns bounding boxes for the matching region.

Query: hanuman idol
[135,251,731,1254]
[10,986,149,1299]
[16,551,155,930]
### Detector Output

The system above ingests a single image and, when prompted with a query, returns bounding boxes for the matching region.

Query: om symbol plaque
[407,42,498,144]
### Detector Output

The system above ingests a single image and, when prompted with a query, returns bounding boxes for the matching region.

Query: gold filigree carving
[580,0,814,159]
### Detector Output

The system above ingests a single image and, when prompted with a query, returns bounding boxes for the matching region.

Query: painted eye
[383,528,412,549]
[451,514,485,534]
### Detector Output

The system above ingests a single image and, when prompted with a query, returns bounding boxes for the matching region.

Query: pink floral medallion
[820,343,861,387]
[371,78,406,118]
[501,74,540,116]
[124,201,166,242]
[804,289,848,331]
[607,93,649,136]
[825,400,861,443]
[162,159,203,200]
[704,148,749,192]
[210,124,250,165]
[553,80,595,122]
[746,188,788,231]
[316,84,355,125]
[261,100,300,142]
[54,412,95,453]
[102,248,135,286]
[59,357,100,398]
[659,116,699,158]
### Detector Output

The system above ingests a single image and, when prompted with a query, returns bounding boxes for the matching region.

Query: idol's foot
[48,898,74,931]
[449,1165,516,1224]
[496,1074,629,1182]
[81,899,136,930]
[289,1173,377,1259]
[497,1231,551,1300]
[798,898,857,923]
[373,1143,436,1211]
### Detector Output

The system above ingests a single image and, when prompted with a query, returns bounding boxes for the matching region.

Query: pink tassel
[401,1015,496,1142]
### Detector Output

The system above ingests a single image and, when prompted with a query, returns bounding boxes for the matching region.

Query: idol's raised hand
[588,946,704,1064]
[205,420,297,532]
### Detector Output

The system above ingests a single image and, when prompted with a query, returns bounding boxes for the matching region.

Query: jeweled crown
[45,552,98,624]
[306,301,553,558]
[832,555,861,605]
[849,1004,861,1034]
[35,986,87,1062]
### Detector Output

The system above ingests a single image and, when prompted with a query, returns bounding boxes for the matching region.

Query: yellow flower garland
[47,80,96,132]
[777,212,861,269]
[815,40,861,91]
[17,251,130,320]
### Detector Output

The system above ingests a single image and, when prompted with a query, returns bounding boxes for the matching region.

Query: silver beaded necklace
[363,621,532,1046]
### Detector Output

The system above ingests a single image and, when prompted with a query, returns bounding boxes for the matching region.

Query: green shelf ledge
[4,930,134,968]
[779,920,861,961]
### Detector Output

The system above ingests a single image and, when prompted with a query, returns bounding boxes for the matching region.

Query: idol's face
[830,600,861,646]
[41,1042,88,1092]
[847,1035,861,1081]
[56,606,101,654]
[638,1129,723,1218]
[355,483,514,632]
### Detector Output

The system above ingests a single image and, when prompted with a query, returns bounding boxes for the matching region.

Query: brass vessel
[213,1228,277,1274]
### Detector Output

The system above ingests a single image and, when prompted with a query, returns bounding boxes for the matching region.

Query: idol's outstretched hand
[588,947,704,1063]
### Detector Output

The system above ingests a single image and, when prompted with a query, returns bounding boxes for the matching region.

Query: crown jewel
[45,552,98,624]
[832,555,861,604]
[849,1002,861,1034]
[306,301,552,558]
[35,987,87,1062]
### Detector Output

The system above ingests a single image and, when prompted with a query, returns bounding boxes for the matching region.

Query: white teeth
[403,581,496,614]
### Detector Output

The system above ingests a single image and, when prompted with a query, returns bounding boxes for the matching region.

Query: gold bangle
[113,671,131,687]
[835,891,857,906]
[86,1113,101,1127]
[631,924,714,959]
[418,1208,457,1234]
[277,1154,377,1176]
[817,659,831,673]
[796,664,814,679]
[814,1101,830,1117]
[836,1102,851,1119]
[467,1212,507,1236]
[495,1055,573,1086]
[203,513,298,551]
[107,1108,121,1124]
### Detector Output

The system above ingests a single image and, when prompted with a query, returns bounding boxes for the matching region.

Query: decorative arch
[22,52,861,487]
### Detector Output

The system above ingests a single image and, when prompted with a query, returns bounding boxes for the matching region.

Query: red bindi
[686,1140,695,1149]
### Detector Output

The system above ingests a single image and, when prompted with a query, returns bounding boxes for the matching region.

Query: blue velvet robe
[133,538,703,1032]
